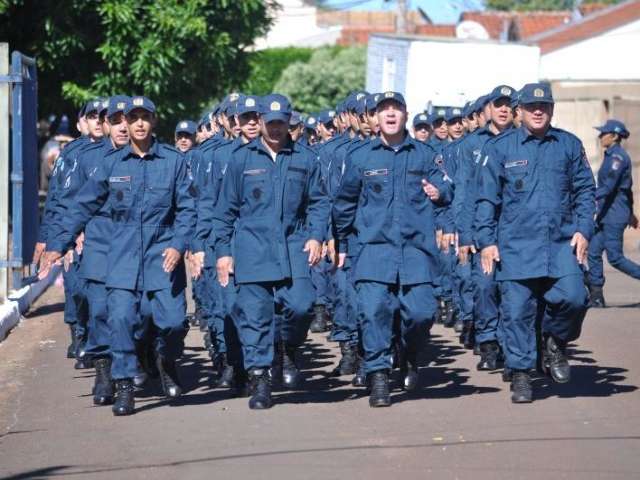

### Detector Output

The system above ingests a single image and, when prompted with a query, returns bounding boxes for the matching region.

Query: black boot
[502,366,513,383]
[232,368,250,398]
[248,368,272,410]
[543,335,571,383]
[135,341,159,379]
[215,353,235,389]
[460,322,475,350]
[442,300,455,328]
[400,357,419,392]
[112,379,135,416]
[511,370,533,403]
[309,304,330,333]
[156,357,182,398]
[352,355,366,387]
[435,298,445,324]
[93,357,114,406]
[453,313,464,333]
[476,341,500,371]
[282,344,301,389]
[74,346,93,369]
[336,342,357,376]
[588,285,606,308]
[67,325,78,359]
[368,370,391,407]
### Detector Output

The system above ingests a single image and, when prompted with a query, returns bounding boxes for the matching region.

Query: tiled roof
[461,11,511,39]
[513,12,571,39]
[530,0,640,54]
[337,24,455,46]
[461,10,572,40]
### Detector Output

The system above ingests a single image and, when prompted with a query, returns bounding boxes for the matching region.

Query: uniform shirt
[475,126,596,280]
[38,136,91,244]
[212,138,330,284]
[596,143,634,224]
[49,141,196,291]
[332,133,453,286]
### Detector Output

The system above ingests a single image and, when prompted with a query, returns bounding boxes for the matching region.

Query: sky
[319,0,485,24]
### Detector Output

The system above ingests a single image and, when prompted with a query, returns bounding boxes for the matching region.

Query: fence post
[0,44,9,301]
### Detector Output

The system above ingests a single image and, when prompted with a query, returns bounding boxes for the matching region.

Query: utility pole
[396,0,408,34]
[0,43,9,301]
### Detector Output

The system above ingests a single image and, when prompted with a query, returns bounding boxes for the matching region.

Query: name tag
[364,168,389,177]
[109,176,131,183]
[288,166,308,175]
[243,168,267,176]
[505,160,528,169]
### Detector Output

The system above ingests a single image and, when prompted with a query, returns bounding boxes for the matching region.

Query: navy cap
[318,109,336,125]
[289,111,303,127]
[125,96,156,115]
[236,95,260,116]
[595,119,629,138]
[84,99,104,116]
[98,98,109,116]
[336,101,346,115]
[519,83,554,105]
[351,92,368,113]
[445,107,464,122]
[198,114,209,129]
[365,94,380,112]
[175,120,197,135]
[476,94,491,111]
[107,95,130,118]
[376,91,406,108]
[487,85,516,104]
[55,115,71,137]
[413,112,430,128]
[260,94,292,123]
[304,114,318,130]
[429,106,448,124]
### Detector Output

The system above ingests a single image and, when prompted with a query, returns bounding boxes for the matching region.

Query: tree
[485,0,621,11]
[242,47,314,97]
[0,0,276,138]
[274,46,366,113]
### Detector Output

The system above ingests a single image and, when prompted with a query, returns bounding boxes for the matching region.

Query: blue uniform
[587,143,640,286]
[332,134,452,374]
[50,141,197,379]
[475,126,595,371]
[212,138,330,370]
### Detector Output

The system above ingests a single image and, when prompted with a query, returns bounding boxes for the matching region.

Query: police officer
[212,94,330,410]
[289,111,304,142]
[412,113,431,142]
[332,92,452,407]
[303,114,320,146]
[587,119,639,307]
[476,83,595,403]
[175,120,197,153]
[43,96,197,416]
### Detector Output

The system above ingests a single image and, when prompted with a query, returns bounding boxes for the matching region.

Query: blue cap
[429,106,448,124]
[260,94,292,123]
[55,115,71,136]
[445,107,464,122]
[413,112,430,127]
[318,109,336,125]
[487,85,516,104]
[107,95,130,118]
[376,91,406,108]
[236,95,260,116]
[98,98,109,116]
[175,120,197,135]
[290,111,303,127]
[125,96,156,115]
[595,119,629,138]
[476,94,491,111]
[519,83,554,105]
[304,114,318,130]
[336,101,346,115]
[365,94,380,112]
[84,99,104,116]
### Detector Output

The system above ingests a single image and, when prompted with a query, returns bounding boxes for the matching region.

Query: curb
[0,265,62,342]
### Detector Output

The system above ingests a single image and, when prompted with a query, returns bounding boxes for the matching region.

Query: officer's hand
[190,251,205,279]
[458,245,476,265]
[435,229,443,247]
[38,251,63,280]
[32,242,46,266]
[422,179,440,201]
[75,232,85,255]
[440,233,455,253]
[63,249,75,272]
[629,213,639,229]
[216,256,234,287]
[304,239,322,266]
[321,242,328,259]
[338,253,347,269]
[570,232,589,265]
[481,245,500,275]
[162,247,181,273]
[327,239,336,261]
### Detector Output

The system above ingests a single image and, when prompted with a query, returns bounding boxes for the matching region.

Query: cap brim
[519,97,554,105]
[125,106,156,115]
[262,112,290,123]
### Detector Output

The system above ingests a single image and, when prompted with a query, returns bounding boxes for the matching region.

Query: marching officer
[412,113,431,143]
[175,120,197,153]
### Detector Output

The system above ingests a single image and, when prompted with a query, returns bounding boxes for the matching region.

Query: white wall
[540,19,640,81]
[403,39,540,116]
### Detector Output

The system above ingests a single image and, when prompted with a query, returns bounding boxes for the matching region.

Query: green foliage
[242,47,314,96]
[485,0,621,11]
[274,46,366,113]
[0,0,276,138]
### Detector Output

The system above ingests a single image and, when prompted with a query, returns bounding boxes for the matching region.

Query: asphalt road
[1,254,639,480]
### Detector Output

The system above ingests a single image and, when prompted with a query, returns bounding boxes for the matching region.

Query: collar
[518,125,558,144]
[371,131,414,152]
[123,138,163,160]
[252,137,295,157]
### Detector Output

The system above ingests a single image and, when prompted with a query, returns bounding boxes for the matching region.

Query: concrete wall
[366,35,411,94]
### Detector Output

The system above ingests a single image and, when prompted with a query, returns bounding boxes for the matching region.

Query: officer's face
[230,116,242,138]
[237,112,261,140]
[108,112,129,147]
[175,132,195,152]
[466,114,478,132]
[77,116,90,136]
[260,119,289,145]
[100,115,110,137]
[376,100,407,137]
[483,103,492,123]
[413,125,430,142]
[289,124,303,142]
[477,111,487,128]
[432,119,448,140]
[126,109,155,142]
[599,132,617,148]
[447,118,464,139]
[85,112,104,140]
[367,111,379,135]
[318,122,335,141]
[306,129,318,145]
[520,102,553,135]
[490,98,514,129]
[359,114,371,136]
